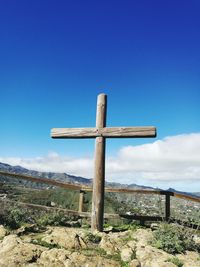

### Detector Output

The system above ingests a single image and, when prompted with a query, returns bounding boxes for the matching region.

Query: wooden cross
[51,93,156,232]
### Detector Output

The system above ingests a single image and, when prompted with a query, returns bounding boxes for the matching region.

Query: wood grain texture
[51,126,156,138]
[96,93,107,128]
[103,127,156,137]
[174,192,200,203]
[51,128,98,138]
[165,194,171,220]
[78,190,85,212]
[91,94,107,232]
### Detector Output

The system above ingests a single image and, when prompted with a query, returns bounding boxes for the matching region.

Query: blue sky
[0,1,200,191]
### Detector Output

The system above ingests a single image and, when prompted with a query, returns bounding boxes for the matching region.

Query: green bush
[85,232,101,243]
[36,212,66,226]
[166,257,183,267]
[151,223,199,254]
[36,211,79,227]
[5,208,26,229]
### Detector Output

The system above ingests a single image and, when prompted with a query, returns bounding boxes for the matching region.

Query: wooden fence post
[165,193,171,221]
[78,190,85,212]
[91,94,107,232]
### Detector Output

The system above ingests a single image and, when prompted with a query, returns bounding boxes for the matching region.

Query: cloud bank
[1,133,200,191]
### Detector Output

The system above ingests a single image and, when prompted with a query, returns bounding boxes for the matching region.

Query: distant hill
[0,162,92,187]
[0,162,199,198]
[0,162,154,190]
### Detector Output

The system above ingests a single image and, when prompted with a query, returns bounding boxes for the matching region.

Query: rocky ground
[0,224,199,267]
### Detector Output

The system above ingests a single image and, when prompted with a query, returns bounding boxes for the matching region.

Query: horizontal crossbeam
[51,126,156,139]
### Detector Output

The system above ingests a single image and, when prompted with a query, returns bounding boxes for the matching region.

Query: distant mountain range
[0,162,199,198]
[0,162,92,185]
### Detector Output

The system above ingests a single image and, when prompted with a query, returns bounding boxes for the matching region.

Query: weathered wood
[0,198,92,218]
[51,126,156,138]
[1,171,199,204]
[105,188,160,194]
[91,93,107,232]
[51,93,158,231]
[102,127,156,137]
[165,194,171,221]
[51,128,98,138]
[78,190,85,212]
[173,192,200,203]
[120,214,163,222]
[2,198,199,229]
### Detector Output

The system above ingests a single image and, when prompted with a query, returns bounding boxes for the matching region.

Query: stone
[0,234,46,266]
[127,240,137,250]
[0,225,7,239]
[134,229,153,246]
[16,224,40,236]
[99,231,128,255]
[136,245,172,267]
[50,201,56,207]
[38,249,121,267]
[150,223,159,231]
[121,247,133,262]
[150,263,176,267]
[0,226,199,267]
[67,220,81,227]
[177,251,200,267]
[103,226,113,233]
[41,227,87,249]
[193,234,200,244]
[129,259,141,267]
[36,248,72,267]
[74,233,87,249]
[69,251,120,267]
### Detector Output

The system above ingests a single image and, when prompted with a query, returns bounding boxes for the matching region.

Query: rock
[16,224,40,236]
[74,233,87,249]
[67,220,81,227]
[99,231,129,255]
[41,227,87,249]
[0,234,47,266]
[0,226,199,267]
[136,245,172,267]
[36,248,72,267]
[150,223,159,231]
[37,249,120,267]
[127,240,137,250]
[69,251,120,267]
[121,247,133,262]
[129,259,141,267]
[177,251,200,267]
[50,201,56,207]
[134,229,153,246]
[104,226,113,233]
[0,225,7,239]
[193,234,200,244]
[150,263,176,267]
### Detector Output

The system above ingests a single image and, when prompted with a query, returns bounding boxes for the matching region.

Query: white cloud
[1,133,200,191]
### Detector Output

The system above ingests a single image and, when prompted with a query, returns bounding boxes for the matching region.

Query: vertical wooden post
[165,193,171,221]
[91,94,107,232]
[78,190,84,212]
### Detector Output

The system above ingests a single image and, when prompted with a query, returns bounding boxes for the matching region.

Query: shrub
[5,208,26,229]
[166,257,183,267]
[36,211,79,227]
[36,212,66,226]
[150,223,199,254]
[85,232,101,243]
